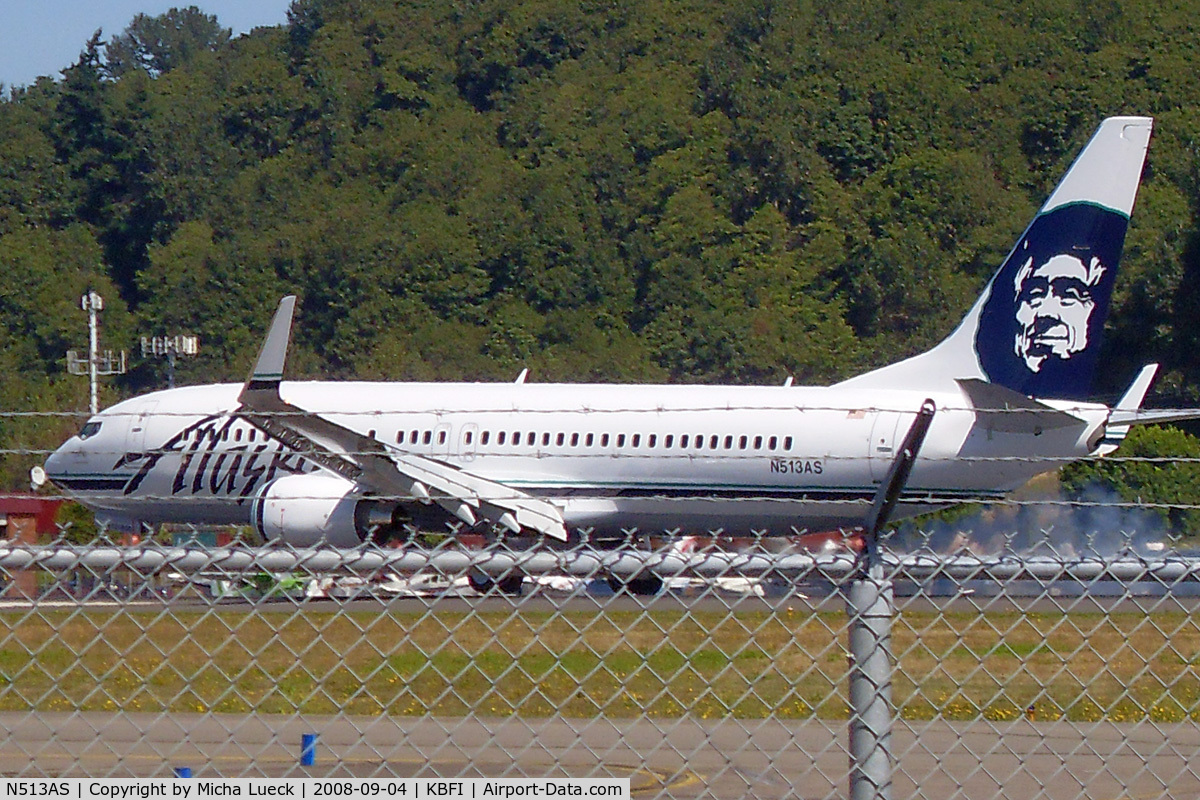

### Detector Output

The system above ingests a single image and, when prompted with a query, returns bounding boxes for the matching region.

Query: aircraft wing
[236,297,568,541]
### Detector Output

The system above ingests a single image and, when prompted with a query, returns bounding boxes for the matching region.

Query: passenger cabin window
[556,433,565,447]
[586,433,594,447]
[680,434,688,448]
[724,435,733,449]
[617,434,626,448]
[481,431,490,445]
[632,434,641,448]
[664,434,673,448]
[754,436,763,450]
[709,435,718,449]
[784,436,793,450]
[438,431,447,445]
[648,434,657,448]
[527,432,536,446]
[601,433,610,447]
[542,433,550,447]
[570,433,579,446]
[423,431,432,445]
[738,435,748,450]
[498,431,507,445]
[464,431,474,445]
[769,436,778,450]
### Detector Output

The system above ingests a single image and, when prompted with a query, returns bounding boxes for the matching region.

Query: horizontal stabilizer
[1107,408,1200,427]
[956,379,1084,434]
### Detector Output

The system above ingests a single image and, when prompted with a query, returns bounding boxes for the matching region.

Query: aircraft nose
[43,423,95,488]
[43,439,76,486]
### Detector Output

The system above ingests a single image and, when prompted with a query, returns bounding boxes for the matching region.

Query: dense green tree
[0,97,71,233]
[0,225,130,486]
[6,0,1200,512]
[104,6,231,79]
[1061,426,1200,536]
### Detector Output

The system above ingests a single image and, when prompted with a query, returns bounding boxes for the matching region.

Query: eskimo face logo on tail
[1013,252,1104,371]
[976,203,1128,400]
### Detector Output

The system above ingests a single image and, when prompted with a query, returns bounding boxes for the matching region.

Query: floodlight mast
[66,290,127,416]
[140,334,200,389]
[84,291,101,416]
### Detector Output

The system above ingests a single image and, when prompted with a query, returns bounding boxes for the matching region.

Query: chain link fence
[2,519,1199,798]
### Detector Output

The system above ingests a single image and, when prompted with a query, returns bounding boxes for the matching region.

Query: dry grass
[0,607,1197,721]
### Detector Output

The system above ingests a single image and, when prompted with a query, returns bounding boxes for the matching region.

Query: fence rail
[1,526,1199,798]
[5,542,1200,581]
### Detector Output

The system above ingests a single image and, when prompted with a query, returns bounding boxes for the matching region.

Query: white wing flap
[388,451,567,538]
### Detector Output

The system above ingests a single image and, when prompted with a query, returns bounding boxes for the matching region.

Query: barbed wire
[2,402,1187,418]
[8,489,1199,512]
[10,445,1200,464]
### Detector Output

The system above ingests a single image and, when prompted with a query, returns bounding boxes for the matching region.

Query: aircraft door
[128,401,159,456]
[868,410,901,481]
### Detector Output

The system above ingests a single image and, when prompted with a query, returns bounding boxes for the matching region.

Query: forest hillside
[4,0,1200,500]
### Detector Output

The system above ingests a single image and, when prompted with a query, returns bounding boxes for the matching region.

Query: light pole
[66,290,126,415]
[140,334,200,389]
[85,291,99,413]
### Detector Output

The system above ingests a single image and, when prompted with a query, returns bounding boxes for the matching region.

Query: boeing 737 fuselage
[45,379,1109,544]
[43,117,1177,547]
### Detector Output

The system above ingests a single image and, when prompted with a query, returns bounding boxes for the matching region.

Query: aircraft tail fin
[836,116,1153,401]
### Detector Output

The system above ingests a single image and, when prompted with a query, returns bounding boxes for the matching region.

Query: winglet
[243,296,296,395]
[1098,364,1158,454]
[1115,363,1158,413]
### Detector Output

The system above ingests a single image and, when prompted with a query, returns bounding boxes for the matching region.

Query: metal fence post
[846,538,894,800]
[844,399,932,800]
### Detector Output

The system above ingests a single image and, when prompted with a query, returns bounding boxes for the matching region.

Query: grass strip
[0,607,1196,722]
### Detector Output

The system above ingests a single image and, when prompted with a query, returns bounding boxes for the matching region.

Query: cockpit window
[78,421,102,440]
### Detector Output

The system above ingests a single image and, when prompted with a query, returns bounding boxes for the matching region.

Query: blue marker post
[173,768,193,778]
[301,734,318,767]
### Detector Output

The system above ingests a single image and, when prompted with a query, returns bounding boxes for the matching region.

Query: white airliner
[44,116,1180,548]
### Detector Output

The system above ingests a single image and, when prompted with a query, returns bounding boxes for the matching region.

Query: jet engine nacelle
[251,473,367,547]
